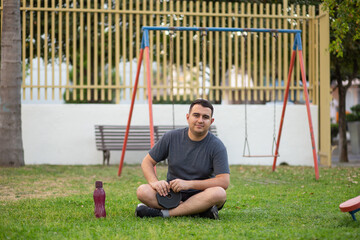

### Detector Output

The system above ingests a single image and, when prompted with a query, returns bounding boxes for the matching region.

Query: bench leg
[349,208,360,221]
[103,150,110,166]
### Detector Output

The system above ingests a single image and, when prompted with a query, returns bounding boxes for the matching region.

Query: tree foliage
[322,0,360,162]
[322,0,360,57]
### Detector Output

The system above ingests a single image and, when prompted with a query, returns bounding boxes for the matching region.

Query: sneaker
[199,205,219,220]
[135,203,163,218]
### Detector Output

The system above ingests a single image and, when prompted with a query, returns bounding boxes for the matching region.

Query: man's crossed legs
[136,184,227,219]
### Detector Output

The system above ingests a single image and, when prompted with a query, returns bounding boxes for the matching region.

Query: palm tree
[0,0,24,166]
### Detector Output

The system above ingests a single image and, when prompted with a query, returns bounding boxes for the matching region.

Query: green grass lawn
[1,164,359,239]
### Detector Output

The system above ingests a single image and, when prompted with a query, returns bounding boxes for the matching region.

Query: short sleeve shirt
[149,127,229,183]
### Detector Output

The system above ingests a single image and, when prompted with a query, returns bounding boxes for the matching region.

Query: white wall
[22,104,318,166]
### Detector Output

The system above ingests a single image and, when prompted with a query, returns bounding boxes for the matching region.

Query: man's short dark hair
[189,99,214,117]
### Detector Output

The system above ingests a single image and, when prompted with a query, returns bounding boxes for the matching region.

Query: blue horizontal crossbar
[142,26,301,34]
[141,26,302,50]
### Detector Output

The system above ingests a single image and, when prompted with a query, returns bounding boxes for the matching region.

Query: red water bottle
[93,181,106,218]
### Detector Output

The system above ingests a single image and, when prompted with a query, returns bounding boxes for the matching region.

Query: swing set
[117,26,319,180]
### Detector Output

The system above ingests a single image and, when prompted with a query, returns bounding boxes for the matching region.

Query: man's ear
[186,113,189,120]
[211,118,215,124]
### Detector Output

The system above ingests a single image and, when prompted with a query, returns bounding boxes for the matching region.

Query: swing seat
[242,154,279,158]
[339,195,360,221]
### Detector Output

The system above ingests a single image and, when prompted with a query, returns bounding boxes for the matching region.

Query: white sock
[161,209,170,218]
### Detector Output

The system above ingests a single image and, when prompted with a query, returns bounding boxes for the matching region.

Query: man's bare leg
[136,184,163,209]
[169,187,226,216]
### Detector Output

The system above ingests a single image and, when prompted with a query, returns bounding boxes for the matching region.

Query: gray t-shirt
[149,127,229,184]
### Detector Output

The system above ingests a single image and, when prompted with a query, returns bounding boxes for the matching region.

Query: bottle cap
[95,181,103,188]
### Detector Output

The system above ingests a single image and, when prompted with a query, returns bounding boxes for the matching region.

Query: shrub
[346,104,360,122]
[331,123,339,138]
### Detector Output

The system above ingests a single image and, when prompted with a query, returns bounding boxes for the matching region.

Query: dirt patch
[0,175,114,202]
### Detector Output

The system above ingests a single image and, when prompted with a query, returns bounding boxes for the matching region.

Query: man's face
[186,104,214,139]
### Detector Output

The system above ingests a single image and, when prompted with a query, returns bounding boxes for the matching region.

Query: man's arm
[169,173,230,193]
[141,153,170,196]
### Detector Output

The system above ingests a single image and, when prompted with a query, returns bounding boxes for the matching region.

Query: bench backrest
[95,125,217,151]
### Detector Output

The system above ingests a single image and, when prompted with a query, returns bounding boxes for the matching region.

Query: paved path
[331,144,360,167]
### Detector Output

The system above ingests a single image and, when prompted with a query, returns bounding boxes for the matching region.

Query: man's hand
[169,179,191,192]
[141,154,170,196]
[150,180,170,197]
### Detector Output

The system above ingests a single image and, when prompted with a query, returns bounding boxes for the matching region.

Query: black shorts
[180,190,225,210]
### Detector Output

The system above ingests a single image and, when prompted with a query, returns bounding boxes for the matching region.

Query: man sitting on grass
[135,99,230,219]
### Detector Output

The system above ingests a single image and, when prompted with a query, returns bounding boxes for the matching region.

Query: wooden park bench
[95,125,217,165]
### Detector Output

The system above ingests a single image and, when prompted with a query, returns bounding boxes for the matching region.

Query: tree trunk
[0,0,24,166]
[335,61,349,163]
[338,84,349,162]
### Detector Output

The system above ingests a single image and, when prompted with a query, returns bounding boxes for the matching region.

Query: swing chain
[242,32,279,158]
[169,31,174,101]
[243,32,248,140]
[271,33,279,156]
[242,32,251,156]
[201,31,207,99]
[169,31,175,129]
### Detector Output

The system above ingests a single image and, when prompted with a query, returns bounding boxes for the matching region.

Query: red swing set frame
[117,27,319,180]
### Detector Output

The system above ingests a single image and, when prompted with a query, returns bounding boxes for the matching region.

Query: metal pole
[272,49,296,172]
[141,30,155,148]
[145,45,155,148]
[298,50,319,180]
[118,48,144,176]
